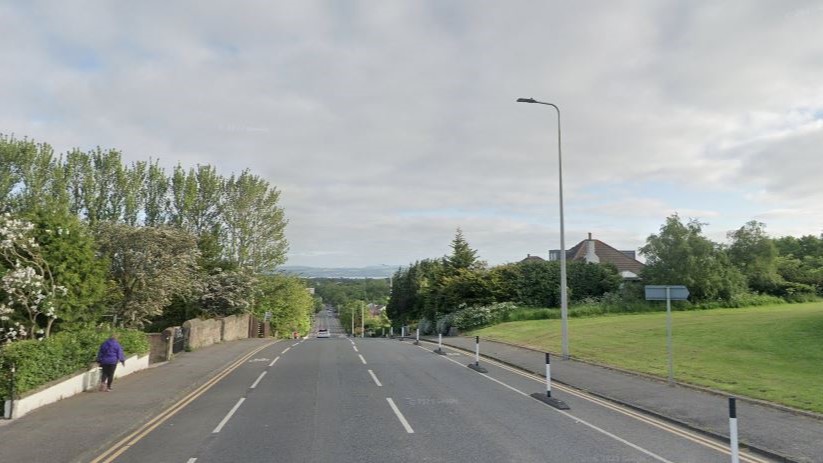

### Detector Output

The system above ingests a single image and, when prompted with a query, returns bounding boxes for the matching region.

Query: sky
[2,1,822,268]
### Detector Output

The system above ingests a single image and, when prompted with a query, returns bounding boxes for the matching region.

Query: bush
[417,318,434,335]
[502,307,559,322]
[435,313,455,335]
[451,302,519,330]
[0,329,149,401]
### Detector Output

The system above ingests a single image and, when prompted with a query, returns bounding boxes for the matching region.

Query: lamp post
[517,97,569,359]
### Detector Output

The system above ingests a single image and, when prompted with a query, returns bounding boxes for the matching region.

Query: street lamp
[517,97,569,359]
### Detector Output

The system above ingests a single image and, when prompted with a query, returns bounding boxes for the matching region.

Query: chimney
[585,233,599,263]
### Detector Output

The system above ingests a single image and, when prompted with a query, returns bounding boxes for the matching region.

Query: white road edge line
[281,347,290,354]
[386,398,414,433]
[358,354,367,365]
[212,397,245,433]
[269,356,280,367]
[292,343,299,347]
[368,369,383,387]
[429,346,674,463]
[250,371,267,389]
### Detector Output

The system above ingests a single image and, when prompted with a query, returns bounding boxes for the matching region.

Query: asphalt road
[100,311,774,463]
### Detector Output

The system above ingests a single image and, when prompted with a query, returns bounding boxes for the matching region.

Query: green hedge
[0,329,149,401]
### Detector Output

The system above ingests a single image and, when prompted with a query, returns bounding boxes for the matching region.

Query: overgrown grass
[471,302,823,413]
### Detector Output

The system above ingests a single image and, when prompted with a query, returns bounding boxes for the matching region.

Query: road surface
[93,311,774,463]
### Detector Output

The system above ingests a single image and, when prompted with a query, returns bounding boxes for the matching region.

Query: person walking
[97,334,125,392]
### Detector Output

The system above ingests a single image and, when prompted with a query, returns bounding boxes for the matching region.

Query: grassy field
[470,302,823,413]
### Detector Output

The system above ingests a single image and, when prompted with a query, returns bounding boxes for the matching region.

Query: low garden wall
[3,353,149,420]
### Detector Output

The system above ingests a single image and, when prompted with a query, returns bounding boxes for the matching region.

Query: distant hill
[279,265,399,279]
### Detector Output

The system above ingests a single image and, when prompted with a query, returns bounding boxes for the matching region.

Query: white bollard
[529,352,569,409]
[729,397,739,463]
[438,333,442,349]
[468,336,488,372]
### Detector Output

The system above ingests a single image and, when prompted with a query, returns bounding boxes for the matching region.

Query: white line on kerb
[212,397,245,433]
[368,369,383,387]
[187,458,197,463]
[269,356,280,367]
[386,398,414,433]
[353,345,359,352]
[281,347,290,354]
[358,354,367,365]
[291,343,299,347]
[250,371,267,389]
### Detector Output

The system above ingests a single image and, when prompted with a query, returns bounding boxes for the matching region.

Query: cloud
[2,1,822,266]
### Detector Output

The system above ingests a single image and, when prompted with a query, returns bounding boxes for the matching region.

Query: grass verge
[470,302,823,413]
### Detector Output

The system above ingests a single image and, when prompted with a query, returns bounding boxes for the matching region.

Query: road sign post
[645,285,689,385]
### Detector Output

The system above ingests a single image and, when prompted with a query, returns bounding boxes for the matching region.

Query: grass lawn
[470,302,823,413]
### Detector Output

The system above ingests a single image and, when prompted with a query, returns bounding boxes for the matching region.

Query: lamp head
[517,98,537,103]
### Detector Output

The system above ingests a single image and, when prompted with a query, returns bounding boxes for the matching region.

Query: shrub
[0,329,149,401]
[417,318,434,335]
[451,302,519,330]
[435,313,455,335]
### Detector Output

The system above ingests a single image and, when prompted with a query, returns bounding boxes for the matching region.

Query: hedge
[0,329,149,401]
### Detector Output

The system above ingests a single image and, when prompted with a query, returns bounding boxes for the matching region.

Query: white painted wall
[3,354,149,420]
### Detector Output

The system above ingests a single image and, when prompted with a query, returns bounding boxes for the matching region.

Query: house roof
[520,254,546,263]
[566,239,645,276]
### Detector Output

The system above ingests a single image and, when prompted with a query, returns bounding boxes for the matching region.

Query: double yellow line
[423,341,771,463]
[90,341,276,463]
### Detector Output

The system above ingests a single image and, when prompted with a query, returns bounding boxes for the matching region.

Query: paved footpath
[0,338,275,463]
[421,335,823,463]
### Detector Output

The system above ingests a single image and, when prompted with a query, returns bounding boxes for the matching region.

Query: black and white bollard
[400,326,405,340]
[729,397,739,463]
[390,326,394,338]
[414,328,420,345]
[530,353,569,409]
[467,336,488,373]
[435,333,446,355]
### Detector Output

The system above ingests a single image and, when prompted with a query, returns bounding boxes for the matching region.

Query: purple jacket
[97,338,125,365]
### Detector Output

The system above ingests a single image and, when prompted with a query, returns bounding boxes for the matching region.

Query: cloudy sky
[2,1,822,267]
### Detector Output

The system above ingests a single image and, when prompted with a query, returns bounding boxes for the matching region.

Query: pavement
[0,337,276,463]
[421,335,823,463]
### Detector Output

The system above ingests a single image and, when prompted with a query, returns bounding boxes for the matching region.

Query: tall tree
[221,170,288,273]
[640,215,745,302]
[445,228,480,273]
[97,223,200,328]
[726,221,782,294]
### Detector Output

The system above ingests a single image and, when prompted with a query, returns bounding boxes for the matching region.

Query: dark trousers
[101,363,117,388]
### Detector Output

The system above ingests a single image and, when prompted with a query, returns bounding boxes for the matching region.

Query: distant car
[316,329,330,338]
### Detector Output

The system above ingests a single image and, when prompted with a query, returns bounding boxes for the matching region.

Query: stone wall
[222,314,250,341]
[183,318,223,350]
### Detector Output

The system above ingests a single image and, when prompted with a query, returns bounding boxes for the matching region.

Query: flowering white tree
[0,213,67,342]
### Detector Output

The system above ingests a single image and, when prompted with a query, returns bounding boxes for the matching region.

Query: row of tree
[0,135,287,273]
[386,229,624,325]
[0,134,311,343]
[642,216,822,301]
[387,219,823,326]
